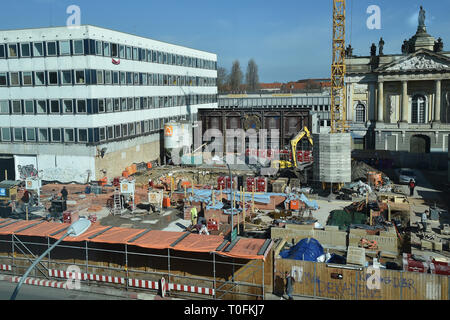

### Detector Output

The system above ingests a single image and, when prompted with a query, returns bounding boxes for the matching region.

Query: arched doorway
[410,135,430,153]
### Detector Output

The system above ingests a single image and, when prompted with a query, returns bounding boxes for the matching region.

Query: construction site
[0,1,449,301]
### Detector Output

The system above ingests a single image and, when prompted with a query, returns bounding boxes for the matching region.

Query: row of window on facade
[0,95,217,115]
[0,40,216,70]
[0,69,215,87]
[220,100,331,111]
[354,95,428,124]
[0,115,192,143]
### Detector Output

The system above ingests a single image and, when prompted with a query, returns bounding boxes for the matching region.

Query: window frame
[104,71,112,85]
[11,100,21,114]
[13,128,24,141]
[0,44,5,59]
[9,72,20,86]
[59,40,71,56]
[38,128,49,142]
[34,71,45,86]
[8,43,18,58]
[103,42,111,57]
[96,70,104,85]
[0,100,8,114]
[49,100,60,114]
[61,70,73,85]
[33,42,44,57]
[26,128,36,142]
[46,41,57,56]
[0,72,7,86]
[64,128,75,143]
[63,99,74,113]
[74,70,86,85]
[77,129,88,143]
[22,71,33,86]
[98,99,105,113]
[99,127,106,142]
[20,43,31,57]
[73,40,84,55]
[51,128,62,142]
[24,100,34,114]
[76,99,87,114]
[1,128,12,142]
[36,100,47,114]
[114,98,120,112]
[47,71,59,86]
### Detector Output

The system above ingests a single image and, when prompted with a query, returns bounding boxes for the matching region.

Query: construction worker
[190,207,198,227]
[421,210,428,232]
[285,271,295,300]
[61,186,68,201]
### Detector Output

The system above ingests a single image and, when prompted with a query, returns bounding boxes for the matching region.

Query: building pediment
[376,50,450,74]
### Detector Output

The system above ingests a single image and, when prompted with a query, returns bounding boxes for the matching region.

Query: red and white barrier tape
[49,269,125,285]
[11,276,67,289]
[1,265,12,271]
[49,268,214,295]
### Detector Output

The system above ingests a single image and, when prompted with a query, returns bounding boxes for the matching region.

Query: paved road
[0,281,127,300]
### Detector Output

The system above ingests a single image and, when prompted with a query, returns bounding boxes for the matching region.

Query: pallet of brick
[346,246,366,266]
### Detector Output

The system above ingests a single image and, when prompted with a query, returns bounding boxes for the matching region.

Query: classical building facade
[345,9,450,159]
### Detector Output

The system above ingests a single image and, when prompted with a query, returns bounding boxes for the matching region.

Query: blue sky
[1,0,449,83]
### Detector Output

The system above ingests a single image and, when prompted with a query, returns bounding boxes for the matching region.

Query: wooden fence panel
[275,258,449,300]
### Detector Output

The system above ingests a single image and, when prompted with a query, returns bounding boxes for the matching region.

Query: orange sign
[165,125,173,137]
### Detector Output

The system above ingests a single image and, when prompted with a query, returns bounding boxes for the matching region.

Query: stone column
[377,81,384,123]
[401,81,409,123]
[434,80,442,123]
[369,83,376,122]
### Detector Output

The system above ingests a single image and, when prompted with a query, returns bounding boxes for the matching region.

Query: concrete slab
[312,199,354,227]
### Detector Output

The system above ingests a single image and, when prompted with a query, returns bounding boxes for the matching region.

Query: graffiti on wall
[18,165,38,180]
[41,168,92,184]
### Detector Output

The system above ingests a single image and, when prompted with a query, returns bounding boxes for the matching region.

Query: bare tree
[217,67,229,93]
[245,59,260,93]
[229,60,243,92]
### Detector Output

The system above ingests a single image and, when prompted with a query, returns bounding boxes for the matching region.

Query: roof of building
[0,218,272,260]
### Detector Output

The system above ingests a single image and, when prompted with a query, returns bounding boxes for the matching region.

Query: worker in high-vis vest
[190,207,198,226]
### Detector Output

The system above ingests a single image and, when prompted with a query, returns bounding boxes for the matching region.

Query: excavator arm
[290,126,313,168]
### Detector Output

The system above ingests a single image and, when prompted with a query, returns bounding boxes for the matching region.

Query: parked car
[395,168,417,184]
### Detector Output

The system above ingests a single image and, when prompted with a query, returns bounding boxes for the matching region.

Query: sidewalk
[0,273,178,300]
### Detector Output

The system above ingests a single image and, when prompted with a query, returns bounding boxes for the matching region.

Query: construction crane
[330,0,349,134]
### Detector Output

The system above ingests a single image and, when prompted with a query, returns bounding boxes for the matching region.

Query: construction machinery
[271,126,314,170]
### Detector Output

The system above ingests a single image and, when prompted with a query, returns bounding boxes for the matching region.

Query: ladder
[112,188,122,216]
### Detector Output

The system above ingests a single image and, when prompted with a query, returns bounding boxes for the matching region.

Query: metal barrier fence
[0,234,265,300]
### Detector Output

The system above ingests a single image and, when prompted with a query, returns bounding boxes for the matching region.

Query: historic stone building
[345,7,450,166]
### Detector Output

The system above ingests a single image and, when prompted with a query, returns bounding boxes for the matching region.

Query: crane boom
[331,0,349,134]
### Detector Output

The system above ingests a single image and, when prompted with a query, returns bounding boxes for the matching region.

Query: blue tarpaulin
[280,238,324,261]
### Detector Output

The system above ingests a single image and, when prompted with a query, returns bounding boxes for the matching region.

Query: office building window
[0,101,8,114]
[26,128,36,142]
[98,99,105,113]
[133,47,138,60]
[103,42,111,56]
[119,45,125,59]
[12,101,21,114]
[128,123,135,135]
[47,41,57,56]
[73,40,84,55]
[126,46,131,59]
[114,98,120,112]
[61,70,72,85]
[59,40,71,55]
[107,126,114,140]
[105,71,112,84]
[121,98,127,111]
[122,124,128,137]
[51,128,61,142]
[136,122,141,134]
[48,71,58,85]
[120,72,126,85]
[113,71,119,84]
[0,73,6,86]
[1,128,11,141]
[148,74,153,85]
[127,98,133,110]
[33,42,44,56]
[8,44,18,58]
[13,128,23,141]
[126,72,132,85]
[134,73,139,85]
[64,129,75,143]
[147,50,152,62]
[135,98,140,109]
[106,99,113,112]
[75,70,85,84]
[20,43,31,57]
[38,128,48,142]
[36,100,46,114]
[24,100,34,114]
[78,129,88,143]
[99,127,106,141]
[77,100,87,113]
[63,100,73,113]
[22,72,33,86]
[142,97,148,109]
[142,73,147,85]
[95,41,103,55]
[111,43,118,57]
[97,70,104,84]
[144,120,149,133]
[10,72,20,86]
[35,71,45,86]
[115,125,121,138]
[49,100,60,113]
[0,44,5,58]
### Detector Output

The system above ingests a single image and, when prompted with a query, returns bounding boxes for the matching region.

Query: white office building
[0,25,218,183]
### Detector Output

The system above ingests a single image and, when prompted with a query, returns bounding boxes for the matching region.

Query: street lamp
[10,218,92,300]
[212,155,237,241]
